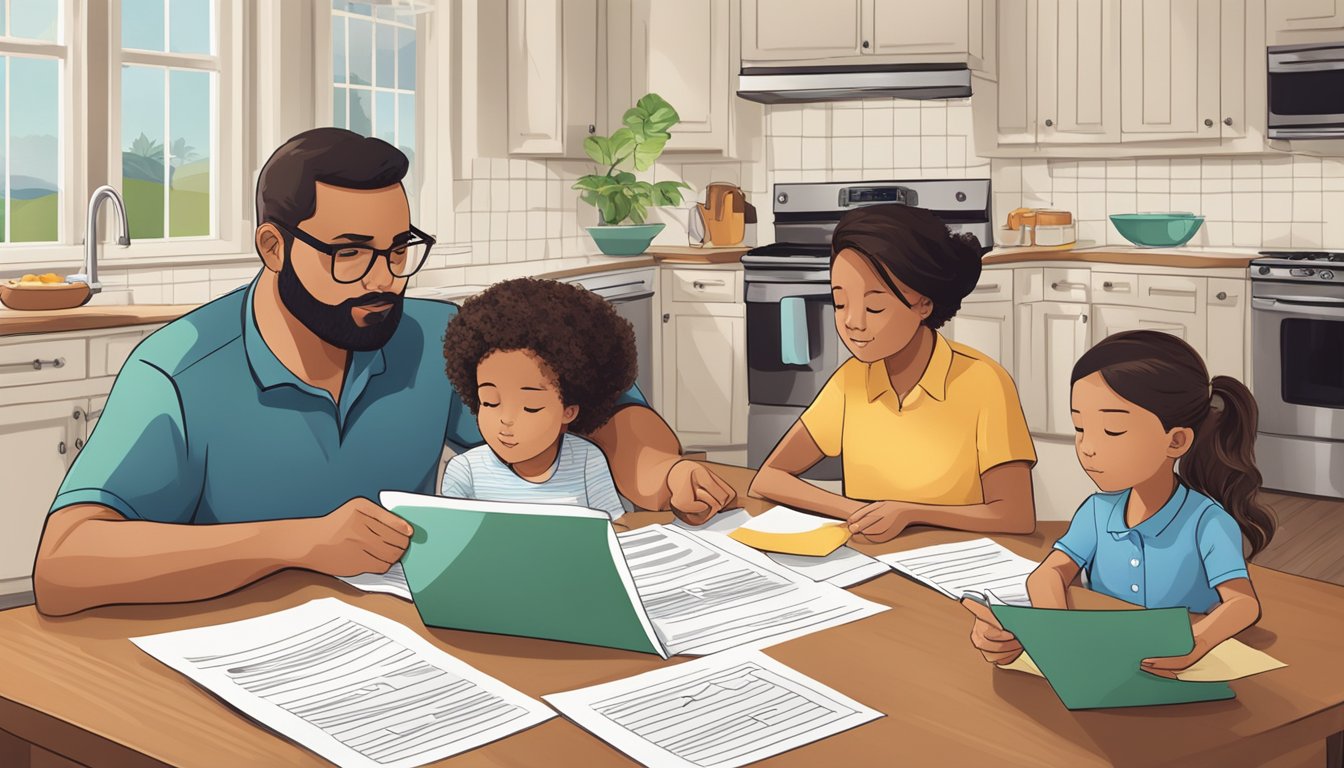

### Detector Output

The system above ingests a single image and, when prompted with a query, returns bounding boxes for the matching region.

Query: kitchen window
[1,0,245,267]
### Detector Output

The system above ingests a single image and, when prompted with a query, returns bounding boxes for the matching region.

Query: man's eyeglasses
[273,221,437,284]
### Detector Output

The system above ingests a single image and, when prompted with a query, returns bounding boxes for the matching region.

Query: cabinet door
[1019,302,1090,436]
[1205,278,1246,381]
[661,310,746,447]
[0,401,78,583]
[630,0,729,152]
[79,395,109,453]
[1120,0,1221,140]
[869,0,968,56]
[1219,0,1246,138]
[742,0,864,60]
[1091,304,1208,362]
[1268,0,1344,42]
[1037,0,1121,143]
[944,300,1014,374]
[507,0,564,154]
[996,0,1038,144]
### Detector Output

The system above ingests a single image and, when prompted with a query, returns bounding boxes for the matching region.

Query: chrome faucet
[68,185,131,295]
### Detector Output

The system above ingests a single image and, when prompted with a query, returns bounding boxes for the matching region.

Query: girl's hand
[846,501,912,542]
[1140,638,1212,679]
[961,597,1025,665]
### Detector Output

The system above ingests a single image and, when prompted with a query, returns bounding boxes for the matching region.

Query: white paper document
[544,649,882,768]
[340,562,413,601]
[766,547,891,588]
[736,505,843,534]
[617,525,887,656]
[670,506,753,534]
[131,598,554,768]
[877,537,1039,606]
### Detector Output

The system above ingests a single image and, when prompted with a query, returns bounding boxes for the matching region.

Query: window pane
[0,58,7,241]
[374,91,395,143]
[123,0,166,52]
[348,18,373,86]
[332,15,346,84]
[169,70,211,237]
[122,66,166,239]
[397,26,416,90]
[375,23,395,88]
[333,86,347,128]
[347,3,371,15]
[168,0,212,55]
[10,57,59,243]
[349,89,371,135]
[1,3,6,37]
[10,0,58,42]
[398,93,415,162]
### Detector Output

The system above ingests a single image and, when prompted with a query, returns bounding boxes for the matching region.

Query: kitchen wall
[761,97,1344,251]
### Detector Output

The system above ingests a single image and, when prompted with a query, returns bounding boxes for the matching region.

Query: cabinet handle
[1216,291,1228,301]
[1051,280,1086,290]
[58,441,66,455]
[1080,313,1088,324]
[862,40,870,49]
[0,357,65,371]
[1224,117,1233,127]
[1044,119,1054,127]
[693,279,726,289]
[662,313,670,323]
[1204,118,1215,127]
[587,124,596,134]
[75,438,84,450]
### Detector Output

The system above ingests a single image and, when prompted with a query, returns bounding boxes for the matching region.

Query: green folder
[380,491,668,658]
[990,604,1236,710]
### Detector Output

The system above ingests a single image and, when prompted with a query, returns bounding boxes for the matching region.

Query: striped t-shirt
[439,433,625,519]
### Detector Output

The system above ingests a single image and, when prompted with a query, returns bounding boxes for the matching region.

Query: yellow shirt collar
[864,332,953,404]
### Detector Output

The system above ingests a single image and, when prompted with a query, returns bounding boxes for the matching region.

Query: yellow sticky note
[1000,638,1285,682]
[729,526,851,557]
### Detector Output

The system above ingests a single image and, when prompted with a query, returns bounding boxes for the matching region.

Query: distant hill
[9,174,57,200]
[171,159,211,194]
[123,152,164,184]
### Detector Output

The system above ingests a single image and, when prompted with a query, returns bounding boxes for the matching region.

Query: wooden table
[2,464,1343,767]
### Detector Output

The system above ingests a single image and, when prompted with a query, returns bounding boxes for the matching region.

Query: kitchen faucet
[68,185,131,295]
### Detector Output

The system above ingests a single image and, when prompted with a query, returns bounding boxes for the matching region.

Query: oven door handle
[1252,297,1344,317]
[746,282,832,302]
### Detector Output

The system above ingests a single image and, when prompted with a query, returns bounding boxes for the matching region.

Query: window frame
[0,0,247,271]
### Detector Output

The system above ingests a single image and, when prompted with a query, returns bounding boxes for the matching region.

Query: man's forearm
[34,505,299,616]
[900,499,1036,535]
[587,405,683,510]
[749,467,864,520]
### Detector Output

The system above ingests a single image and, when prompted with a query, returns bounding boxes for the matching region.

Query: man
[33,128,735,616]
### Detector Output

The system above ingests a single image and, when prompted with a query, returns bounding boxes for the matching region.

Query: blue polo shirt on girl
[1052,482,1249,614]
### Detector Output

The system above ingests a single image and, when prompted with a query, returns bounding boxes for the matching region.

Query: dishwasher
[564,268,656,405]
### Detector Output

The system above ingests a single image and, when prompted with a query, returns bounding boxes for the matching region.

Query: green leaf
[652,180,689,206]
[628,200,648,224]
[632,134,667,171]
[597,195,616,225]
[614,171,637,185]
[583,135,613,166]
[609,194,632,225]
[573,175,611,192]
[608,128,637,164]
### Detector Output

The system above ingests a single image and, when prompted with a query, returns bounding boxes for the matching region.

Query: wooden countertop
[2,463,1342,766]
[983,245,1258,269]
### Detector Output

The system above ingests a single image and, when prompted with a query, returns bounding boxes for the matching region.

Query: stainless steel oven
[1268,43,1344,140]
[1250,252,1344,497]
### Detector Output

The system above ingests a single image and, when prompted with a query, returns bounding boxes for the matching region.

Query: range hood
[737,63,972,104]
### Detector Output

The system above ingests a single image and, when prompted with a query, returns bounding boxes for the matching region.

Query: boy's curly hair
[443,278,639,435]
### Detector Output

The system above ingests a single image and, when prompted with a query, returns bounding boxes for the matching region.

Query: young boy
[439,278,639,520]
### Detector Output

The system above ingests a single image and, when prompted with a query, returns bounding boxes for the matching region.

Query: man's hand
[846,501,912,543]
[667,460,737,525]
[1140,640,1212,679]
[291,497,414,577]
[961,597,1024,665]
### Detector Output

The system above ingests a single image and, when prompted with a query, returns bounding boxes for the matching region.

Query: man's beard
[277,256,405,351]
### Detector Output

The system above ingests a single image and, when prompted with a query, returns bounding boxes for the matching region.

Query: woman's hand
[845,501,913,542]
[1140,638,1212,679]
[667,460,737,525]
[961,597,1024,665]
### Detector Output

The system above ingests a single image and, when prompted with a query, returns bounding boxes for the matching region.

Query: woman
[749,203,1038,542]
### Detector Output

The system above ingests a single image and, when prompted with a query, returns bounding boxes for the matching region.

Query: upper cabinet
[1037,0,1121,143]
[506,0,597,156]
[742,0,992,70]
[1268,0,1344,44]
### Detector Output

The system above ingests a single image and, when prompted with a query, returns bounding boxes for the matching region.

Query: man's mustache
[347,292,403,308]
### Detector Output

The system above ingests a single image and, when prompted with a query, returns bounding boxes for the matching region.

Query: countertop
[982,244,1260,269]
[0,246,751,338]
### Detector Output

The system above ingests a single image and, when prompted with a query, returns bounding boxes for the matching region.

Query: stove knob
[776,192,789,205]
[1258,266,1271,275]
[1323,270,1335,280]
[1290,267,1316,277]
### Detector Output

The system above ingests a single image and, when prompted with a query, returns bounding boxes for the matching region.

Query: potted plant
[573,93,691,256]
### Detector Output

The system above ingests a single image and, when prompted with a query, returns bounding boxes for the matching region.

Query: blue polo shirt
[50,276,645,524]
[1053,483,1249,614]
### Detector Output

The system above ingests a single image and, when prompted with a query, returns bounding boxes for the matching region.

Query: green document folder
[380,491,667,658]
[990,604,1236,710]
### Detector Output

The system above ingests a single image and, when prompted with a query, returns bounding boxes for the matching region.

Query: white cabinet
[0,401,80,586]
[995,0,1039,144]
[1205,277,1248,382]
[622,0,730,153]
[1268,0,1344,44]
[1017,301,1091,436]
[1091,304,1208,352]
[1036,0,1121,143]
[1119,0,1245,141]
[506,0,597,156]
[658,266,747,448]
[945,300,1015,373]
[742,0,988,67]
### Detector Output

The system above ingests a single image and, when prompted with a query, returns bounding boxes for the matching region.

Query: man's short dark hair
[830,203,984,330]
[255,128,409,230]
[443,278,639,435]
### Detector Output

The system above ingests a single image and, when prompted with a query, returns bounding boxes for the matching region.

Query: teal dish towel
[780,296,810,365]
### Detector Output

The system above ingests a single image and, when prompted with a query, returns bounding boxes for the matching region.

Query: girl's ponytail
[1180,376,1278,559]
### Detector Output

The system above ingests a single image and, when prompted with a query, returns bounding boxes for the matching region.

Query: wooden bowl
[0,280,93,311]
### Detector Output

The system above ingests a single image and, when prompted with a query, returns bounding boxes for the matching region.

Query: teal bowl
[1109,213,1205,248]
[586,223,666,256]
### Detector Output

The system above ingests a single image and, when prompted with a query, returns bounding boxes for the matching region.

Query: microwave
[1268,43,1344,139]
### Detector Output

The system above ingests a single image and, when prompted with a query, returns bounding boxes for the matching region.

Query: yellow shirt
[799,333,1036,505]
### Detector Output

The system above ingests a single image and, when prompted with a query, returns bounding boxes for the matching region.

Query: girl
[750,203,1038,542]
[439,278,639,520]
[971,330,1276,674]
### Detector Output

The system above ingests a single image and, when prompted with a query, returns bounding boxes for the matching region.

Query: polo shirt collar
[865,331,953,403]
[241,276,388,414]
[1106,481,1190,540]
